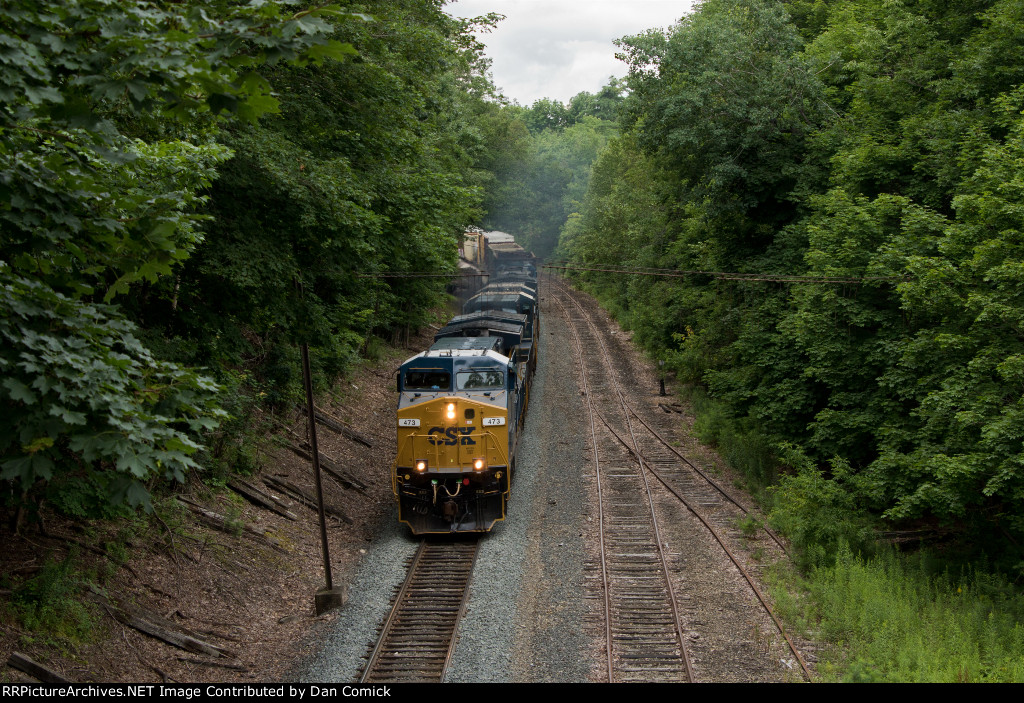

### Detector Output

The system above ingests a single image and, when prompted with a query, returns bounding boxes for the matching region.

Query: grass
[680,385,778,502]
[771,545,1024,682]
[735,513,762,539]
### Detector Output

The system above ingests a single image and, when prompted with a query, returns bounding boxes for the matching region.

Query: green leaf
[4,378,38,405]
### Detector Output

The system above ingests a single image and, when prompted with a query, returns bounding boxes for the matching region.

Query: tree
[521,98,571,133]
[562,0,1024,550]
[567,77,626,123]
[0,0,359,511]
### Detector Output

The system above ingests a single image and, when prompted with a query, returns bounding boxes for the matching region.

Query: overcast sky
[445,0,697,106]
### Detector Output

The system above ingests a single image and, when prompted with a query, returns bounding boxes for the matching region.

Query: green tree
[561,0,1024,551]
[144,1,488,391]
[0,0,358,510]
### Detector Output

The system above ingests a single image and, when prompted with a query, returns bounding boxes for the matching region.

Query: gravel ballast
[297,278,813,683]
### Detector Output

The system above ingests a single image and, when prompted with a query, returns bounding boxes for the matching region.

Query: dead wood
[175,496,288,553]
[228,478,298,521]
[304,404,374,448]
[190,626,243,643]
[7,652,73,684]
[260,475,313,509]
[262,474,304,501]
[264,410,368,493]
[262,475,353,525]
[285,442,367,493]
[88,592,234,659]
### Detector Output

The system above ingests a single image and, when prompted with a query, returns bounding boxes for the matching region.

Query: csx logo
[427,427,476,446]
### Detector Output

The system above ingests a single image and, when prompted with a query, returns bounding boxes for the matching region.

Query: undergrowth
[6,554,100,650]
[679,385,778,503]
[665,381,1024,682]
[770,546,1024,682]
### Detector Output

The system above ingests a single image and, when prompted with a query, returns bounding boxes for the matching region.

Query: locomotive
[391,232,538,534]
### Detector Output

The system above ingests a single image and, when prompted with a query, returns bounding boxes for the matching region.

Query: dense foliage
[562,0,1024,557]
[7,0,1021,563]
[126,0,493,394]
[0,1,501,514]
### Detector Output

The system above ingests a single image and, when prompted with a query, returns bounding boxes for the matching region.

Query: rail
[359,539,480,683]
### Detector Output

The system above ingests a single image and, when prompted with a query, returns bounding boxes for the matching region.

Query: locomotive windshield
[455,368,505,390]
[404,370,451,390]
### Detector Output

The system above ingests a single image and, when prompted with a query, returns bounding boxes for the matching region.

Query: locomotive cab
[393,347,522,534]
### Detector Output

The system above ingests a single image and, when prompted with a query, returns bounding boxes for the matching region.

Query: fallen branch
[190,626,243,643]
[89,593,235,659]
[286,442,367,493]
[304,404,374,448]
[263,412,368,493]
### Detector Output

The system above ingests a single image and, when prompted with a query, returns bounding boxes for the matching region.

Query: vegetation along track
[358,539,480,683]
[548,274,812,682]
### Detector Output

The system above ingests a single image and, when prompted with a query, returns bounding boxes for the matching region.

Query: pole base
[315,586,347,615]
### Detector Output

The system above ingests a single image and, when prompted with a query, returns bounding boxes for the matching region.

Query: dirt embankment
[0,340,427,684]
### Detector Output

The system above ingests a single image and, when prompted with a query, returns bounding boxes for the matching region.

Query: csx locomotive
[392,232,538,534]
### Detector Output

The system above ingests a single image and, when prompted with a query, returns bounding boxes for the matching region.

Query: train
[391,231,538,534]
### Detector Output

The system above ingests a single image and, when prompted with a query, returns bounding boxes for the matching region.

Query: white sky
[445,0,697,106]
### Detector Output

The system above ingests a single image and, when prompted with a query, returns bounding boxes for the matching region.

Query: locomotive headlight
[415,459,428,472]
[473,458,486,471]
[446,402,456,420]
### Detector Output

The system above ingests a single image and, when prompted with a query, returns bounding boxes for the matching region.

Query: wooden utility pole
[295,279,346,614]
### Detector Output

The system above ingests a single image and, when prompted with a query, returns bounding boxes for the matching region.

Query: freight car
[392,232,538,534]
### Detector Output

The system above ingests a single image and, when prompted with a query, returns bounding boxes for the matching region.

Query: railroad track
[549,279,693,683]
[358,539,479,683]
[547,274,812,682]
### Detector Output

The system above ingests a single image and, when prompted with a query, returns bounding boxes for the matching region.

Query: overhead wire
[355,272,486,278]
[542,261,910,284]
[354,263,910,284]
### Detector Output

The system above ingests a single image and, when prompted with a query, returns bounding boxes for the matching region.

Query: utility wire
[543,261,910,284]
[355,272,486,278]
[353,263,909,284]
